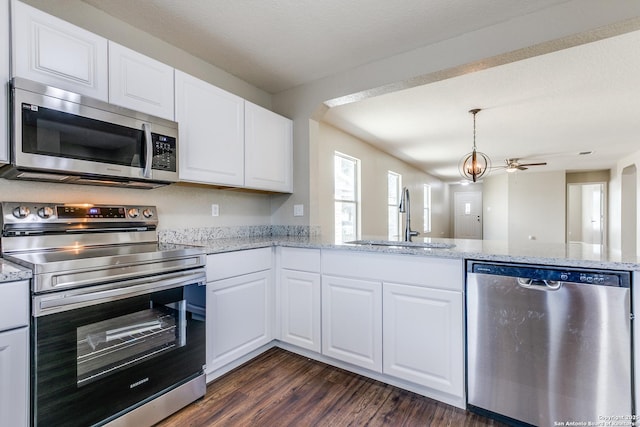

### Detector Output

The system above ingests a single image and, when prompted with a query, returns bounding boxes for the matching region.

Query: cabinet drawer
[207,247,272,281]
[0,280,29,331]
[280,247,320,272]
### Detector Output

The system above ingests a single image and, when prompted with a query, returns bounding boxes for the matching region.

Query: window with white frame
[334,152,360,243]
[423,184,432,233]
[388,171,402,240]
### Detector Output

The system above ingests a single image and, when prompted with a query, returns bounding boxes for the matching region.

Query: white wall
[481,174,508,241]
[317,123,449,240]
[481,171,566,244]
[610,151,640,255]
[0,180,272,230]
[508,171,566,243]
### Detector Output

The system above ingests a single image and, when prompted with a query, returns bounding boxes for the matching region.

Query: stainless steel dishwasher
[466,261,633,426]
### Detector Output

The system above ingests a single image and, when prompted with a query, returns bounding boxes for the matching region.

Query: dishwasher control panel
[470,262,630,288]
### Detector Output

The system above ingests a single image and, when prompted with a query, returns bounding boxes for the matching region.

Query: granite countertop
[3,233,637,284]
[169,234,640,271]
[0,258,33,283]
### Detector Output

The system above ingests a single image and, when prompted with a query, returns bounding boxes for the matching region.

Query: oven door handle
[33,269,206,317]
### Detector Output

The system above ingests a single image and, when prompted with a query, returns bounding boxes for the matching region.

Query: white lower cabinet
[280,269,321,352]
[207,247,464,407]
[383,282,463,396]
[205,248,273,374]
[321,275,382,372]
[207,270,272,372]
[0,327,29,427]
[0,278,30,427]
[278,247,321,352]
[320,249,464,404]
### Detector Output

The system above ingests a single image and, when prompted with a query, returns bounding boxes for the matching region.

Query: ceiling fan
[494,158,548,173]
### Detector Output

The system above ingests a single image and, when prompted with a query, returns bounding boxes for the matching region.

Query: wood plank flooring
[155,347,506,427]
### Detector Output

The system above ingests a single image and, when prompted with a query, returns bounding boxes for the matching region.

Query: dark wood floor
[155,347,506,427]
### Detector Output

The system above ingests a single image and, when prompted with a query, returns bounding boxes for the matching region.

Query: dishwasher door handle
[517,277,562,291]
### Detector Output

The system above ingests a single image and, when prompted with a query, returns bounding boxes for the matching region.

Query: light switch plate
[211,204,219,217]
[293,204,304,217]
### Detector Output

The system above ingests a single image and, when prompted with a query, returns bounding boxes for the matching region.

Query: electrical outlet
[293,204,304,217]
[211,204,219,217]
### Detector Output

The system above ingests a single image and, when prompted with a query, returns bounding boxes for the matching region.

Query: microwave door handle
[142,123,152,179]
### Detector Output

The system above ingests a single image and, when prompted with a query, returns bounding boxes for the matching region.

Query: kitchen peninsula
[1,226,637,425]
[155,227,640,415]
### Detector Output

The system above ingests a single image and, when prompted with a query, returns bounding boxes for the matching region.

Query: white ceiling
[79,0,640,182]
[323,30,640,181]
[80,0,571,94]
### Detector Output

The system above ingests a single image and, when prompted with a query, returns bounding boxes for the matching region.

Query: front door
[454,191,482,239]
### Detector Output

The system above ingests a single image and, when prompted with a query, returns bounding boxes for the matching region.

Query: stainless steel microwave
[2,78,179,189]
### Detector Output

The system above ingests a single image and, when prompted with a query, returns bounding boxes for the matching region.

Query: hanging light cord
[470,108,480,151]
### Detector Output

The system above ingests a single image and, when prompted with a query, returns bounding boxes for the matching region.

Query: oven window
[21,103,144,167]
[33,283,205,427]
[76,300,186,387]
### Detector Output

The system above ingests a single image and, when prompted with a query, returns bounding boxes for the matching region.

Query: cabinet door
[175,70,244,186]
[108,41,174,120]
[11,0,108,100]
[383,282,463,397]
[322,275,382,372]
[244,101,292,192]
[0,327,29,427]
[206,270,271,372]
[280,269,321,352]
[0,0,9,163]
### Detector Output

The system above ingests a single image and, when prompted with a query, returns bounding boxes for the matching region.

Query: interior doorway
[566,183,606,245]
[454,191,482,239]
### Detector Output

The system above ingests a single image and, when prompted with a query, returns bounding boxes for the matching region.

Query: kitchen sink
[346,240,456,249]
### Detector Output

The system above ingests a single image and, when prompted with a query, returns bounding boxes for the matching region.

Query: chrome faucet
[399,186,420,242]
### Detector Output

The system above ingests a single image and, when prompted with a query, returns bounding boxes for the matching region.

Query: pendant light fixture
[458,108,491,182]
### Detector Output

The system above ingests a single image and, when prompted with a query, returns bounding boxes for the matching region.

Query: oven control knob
[128,208,140,218]
[142,208,154,218]
[12,206,30,219]
[37,206,54,219]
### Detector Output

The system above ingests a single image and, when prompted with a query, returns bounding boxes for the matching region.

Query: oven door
[32,269,206,427]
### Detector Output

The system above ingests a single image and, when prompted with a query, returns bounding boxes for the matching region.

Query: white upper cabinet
[244,101,293,192]
[175,70,245,186]
[108,41,174,120]
[1,0,9,164]
[11,0,108,100]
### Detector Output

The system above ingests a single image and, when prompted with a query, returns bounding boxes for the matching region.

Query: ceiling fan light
[506,166,518,173]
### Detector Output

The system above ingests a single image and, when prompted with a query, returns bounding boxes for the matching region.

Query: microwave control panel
[151,133,177,172]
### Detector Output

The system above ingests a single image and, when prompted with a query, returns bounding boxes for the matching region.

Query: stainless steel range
[1,201,207,427]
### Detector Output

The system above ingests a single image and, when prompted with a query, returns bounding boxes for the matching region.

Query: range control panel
[1,202,158,235]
